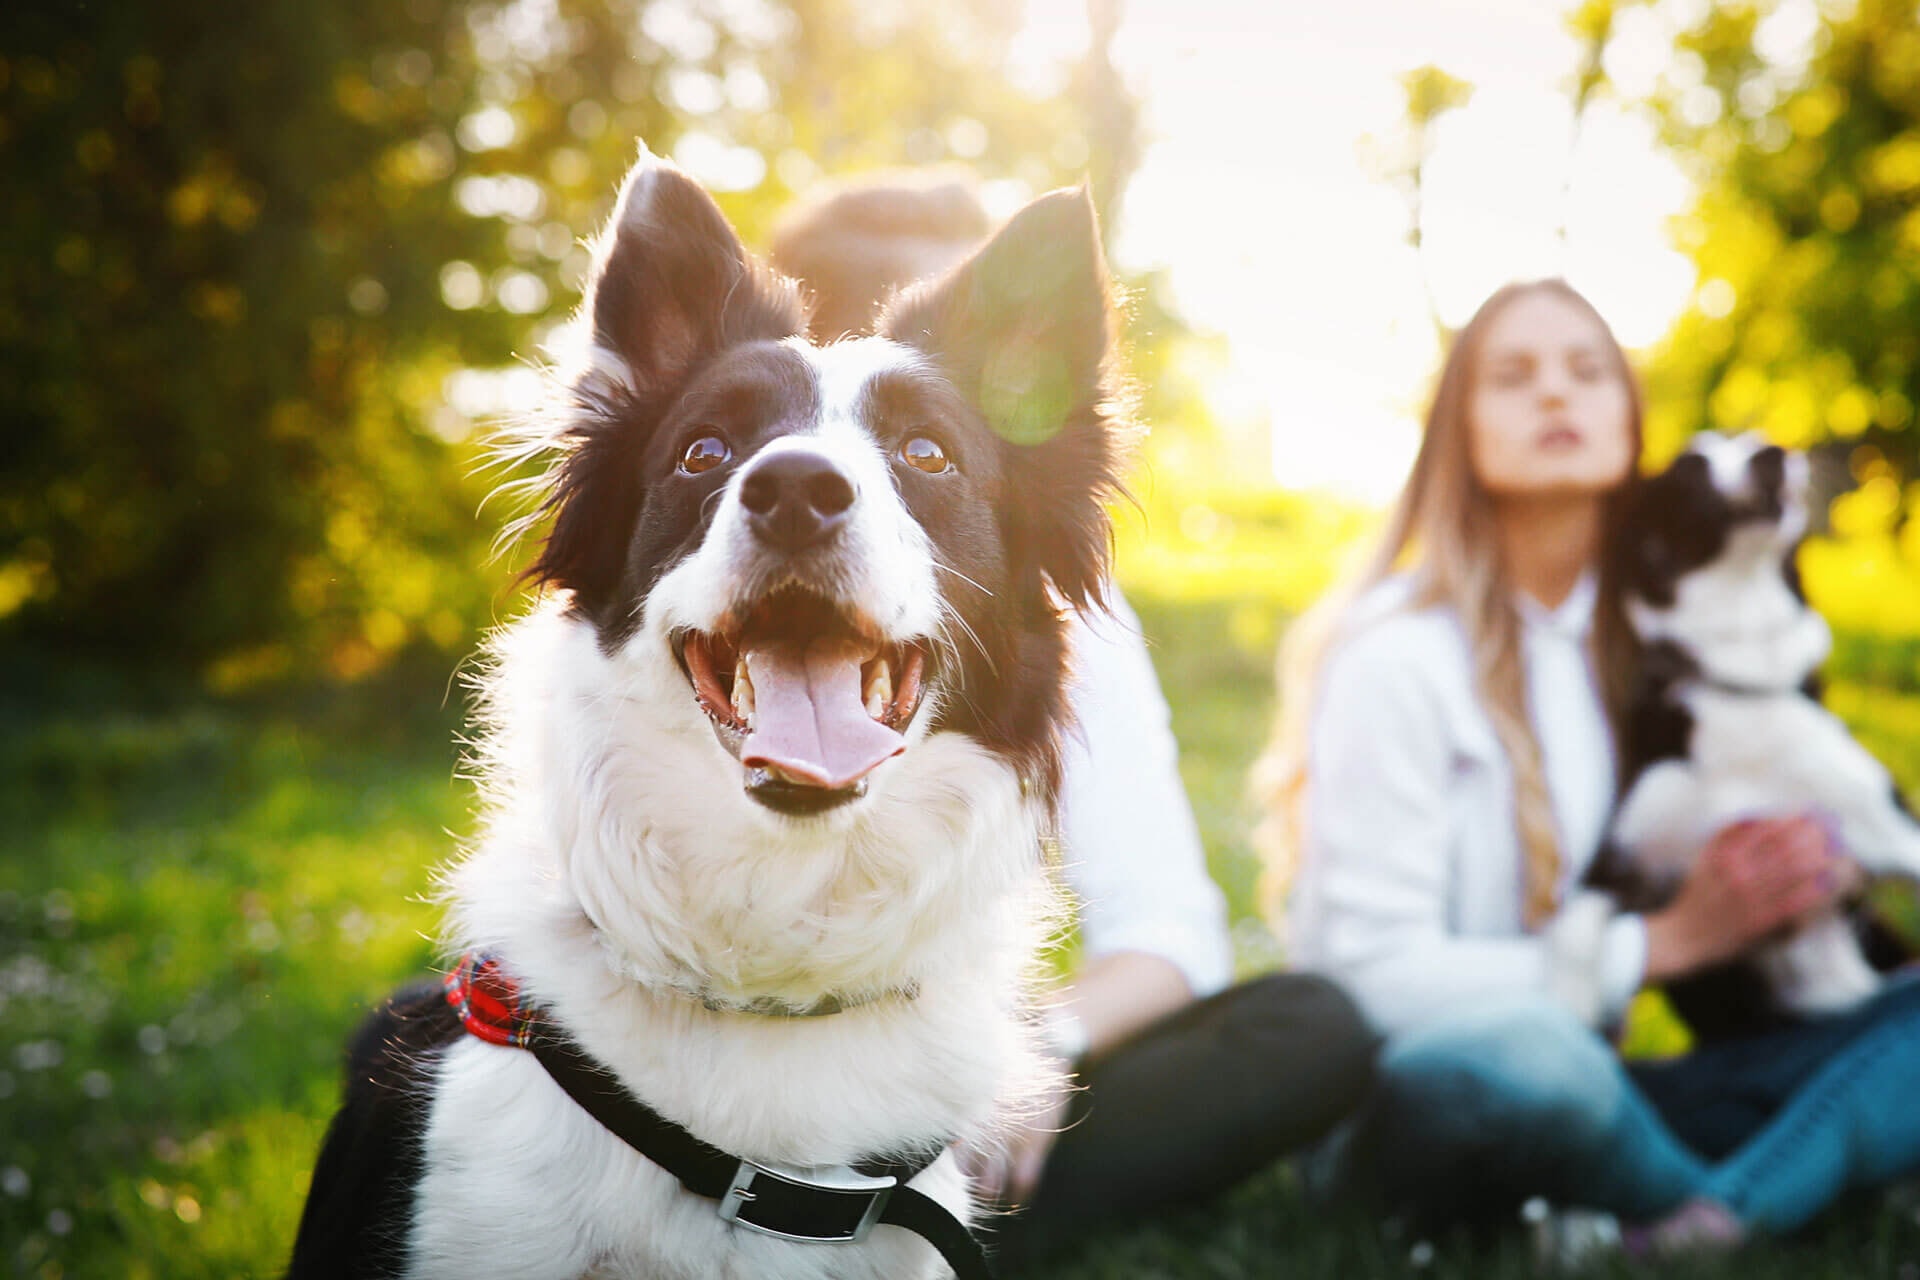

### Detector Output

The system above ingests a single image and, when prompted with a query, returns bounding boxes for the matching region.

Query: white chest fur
[405,608,1055,1278]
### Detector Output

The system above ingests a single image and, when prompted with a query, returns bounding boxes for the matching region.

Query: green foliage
[1637,0,1920,500]
[1540,0,1920,650]
[1358,63,1477,318]
[1,0,513,673]
[1398,63,1476,128]
[0,0,1131,685]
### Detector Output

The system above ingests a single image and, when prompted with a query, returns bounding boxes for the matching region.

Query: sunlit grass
[1115,480,1378,616]
[2,700,451,1277]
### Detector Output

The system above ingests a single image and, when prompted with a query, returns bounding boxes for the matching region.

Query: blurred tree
[1562,0,1614,251]
[1076,0,1138,233]
[0,0,1134,684]
[1358,63,1475,335]
[1,0,512,680]
[1635,0,1920,515]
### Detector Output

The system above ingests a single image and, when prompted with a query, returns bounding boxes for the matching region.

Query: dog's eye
[899,436,951,474]
[679,435,731,475]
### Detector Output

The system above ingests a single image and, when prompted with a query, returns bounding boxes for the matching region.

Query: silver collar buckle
[717,1159,897,1243]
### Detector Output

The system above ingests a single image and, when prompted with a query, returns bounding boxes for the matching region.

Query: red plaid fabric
[444,952,541,1048]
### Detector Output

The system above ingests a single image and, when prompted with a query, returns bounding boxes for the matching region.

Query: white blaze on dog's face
[648,339,966,811]
[519,154,1122,819]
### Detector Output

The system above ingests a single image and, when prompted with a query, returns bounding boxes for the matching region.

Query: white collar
[1516,570,1597,642]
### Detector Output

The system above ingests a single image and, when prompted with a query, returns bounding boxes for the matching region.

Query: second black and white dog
[288,149,1126,1278]
[1604,431,1920,1033]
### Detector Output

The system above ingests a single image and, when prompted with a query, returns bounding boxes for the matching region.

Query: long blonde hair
[1253,280,1643,931]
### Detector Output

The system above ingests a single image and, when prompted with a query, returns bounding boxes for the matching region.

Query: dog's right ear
[523,151,804,608]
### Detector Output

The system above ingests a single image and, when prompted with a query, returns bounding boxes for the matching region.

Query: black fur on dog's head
[1616,430,1808,611]
[509,150,1126,809]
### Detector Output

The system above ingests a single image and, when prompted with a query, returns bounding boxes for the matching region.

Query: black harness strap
[528,1035,995,1279]
[876,1184,997,1279]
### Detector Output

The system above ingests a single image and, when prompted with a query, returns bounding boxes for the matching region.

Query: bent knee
[1230,974,1377,1077]
[1379,999,1625,1142]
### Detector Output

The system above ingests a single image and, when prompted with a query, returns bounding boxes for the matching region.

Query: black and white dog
[1604,431,1920,1035]
[288,149,1126,1278]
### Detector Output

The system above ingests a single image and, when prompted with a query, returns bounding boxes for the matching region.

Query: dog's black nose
[738,451,857,550]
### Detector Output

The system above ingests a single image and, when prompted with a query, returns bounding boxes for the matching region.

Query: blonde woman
[1265,279,1920,1249]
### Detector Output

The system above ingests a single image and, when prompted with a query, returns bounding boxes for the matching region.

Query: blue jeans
[1329,977,1920,1233]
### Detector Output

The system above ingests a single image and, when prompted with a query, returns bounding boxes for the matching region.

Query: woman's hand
[1643,813,1852,984]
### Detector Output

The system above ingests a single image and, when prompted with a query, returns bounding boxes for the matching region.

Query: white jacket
[1287,573,1647,1037]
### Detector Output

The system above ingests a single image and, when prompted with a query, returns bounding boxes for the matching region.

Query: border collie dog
[1604,432,1920,1031]
[288,150,1125,1278]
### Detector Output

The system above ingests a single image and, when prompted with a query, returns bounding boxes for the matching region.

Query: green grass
[1022,1163,1920,1279]
[4,604,1920,1278]
[2,688,456,1277]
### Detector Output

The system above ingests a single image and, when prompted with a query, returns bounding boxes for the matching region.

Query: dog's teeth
[733,658,755,721]
[863,658,892,719]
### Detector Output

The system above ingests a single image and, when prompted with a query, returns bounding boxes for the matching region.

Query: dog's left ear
[881,187,1126,609]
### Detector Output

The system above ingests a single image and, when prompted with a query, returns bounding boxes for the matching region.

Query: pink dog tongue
[741,640,904,789]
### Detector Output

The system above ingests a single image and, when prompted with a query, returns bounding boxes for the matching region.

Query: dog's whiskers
[934,562,994,598]
[934,602,993,676]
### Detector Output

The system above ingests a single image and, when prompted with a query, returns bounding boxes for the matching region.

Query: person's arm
[973,594,1227,1205]
[1041,950,1193,1064]
[970,950,1192,1206]
[1056,594,1233,1001]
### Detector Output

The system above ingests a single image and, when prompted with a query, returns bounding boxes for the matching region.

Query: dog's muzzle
[676,448,936,813]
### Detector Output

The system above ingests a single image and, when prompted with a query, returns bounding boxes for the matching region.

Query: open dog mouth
[676,588,931,813]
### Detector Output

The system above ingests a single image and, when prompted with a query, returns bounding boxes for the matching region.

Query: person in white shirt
[977,594,1373,1266]
[770,177,1378,1265]
[1262,278,1920,1252]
